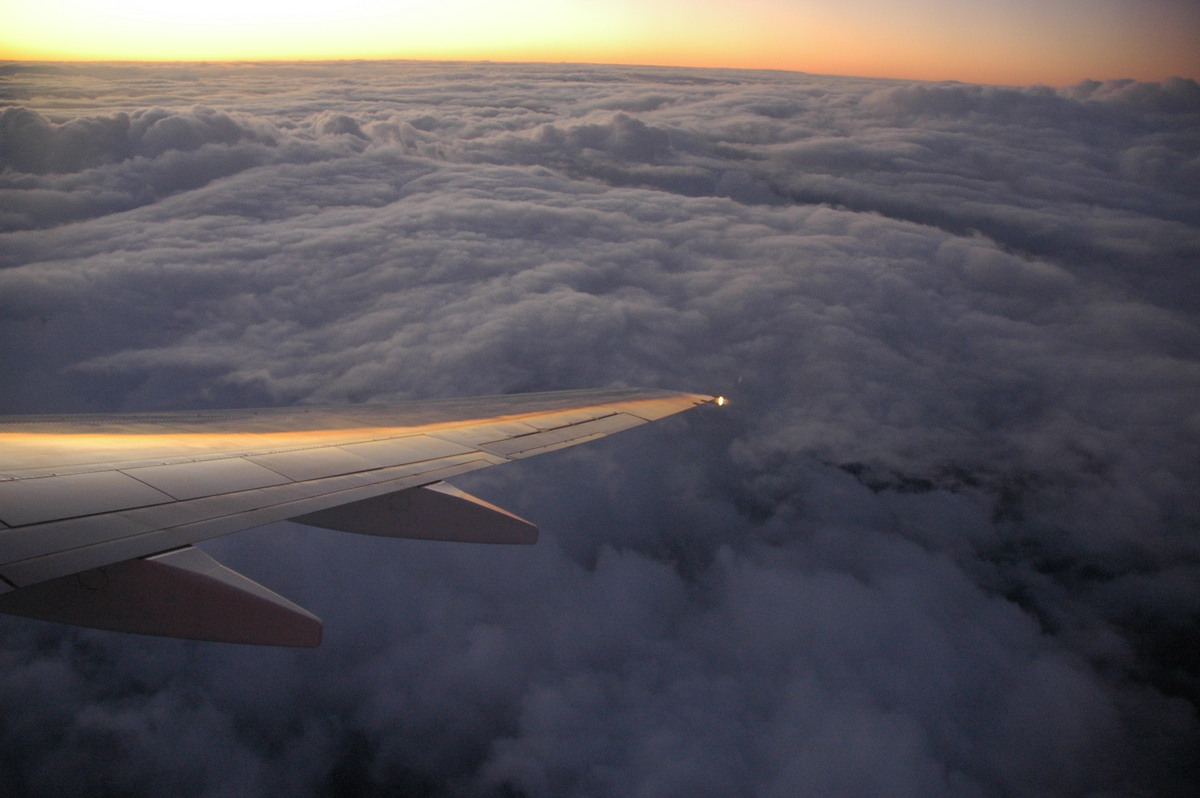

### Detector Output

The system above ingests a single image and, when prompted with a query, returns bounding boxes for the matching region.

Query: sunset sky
[4,0,1198,85]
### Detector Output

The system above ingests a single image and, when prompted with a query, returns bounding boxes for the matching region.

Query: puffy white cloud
[1,61,1197,796]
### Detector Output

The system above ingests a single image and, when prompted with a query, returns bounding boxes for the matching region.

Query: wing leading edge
[0,387,719,645]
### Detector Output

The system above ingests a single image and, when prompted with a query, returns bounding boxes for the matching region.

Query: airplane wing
[0,387,719,646]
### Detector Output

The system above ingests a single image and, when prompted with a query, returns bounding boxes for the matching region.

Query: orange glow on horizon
[3,0,1198,86]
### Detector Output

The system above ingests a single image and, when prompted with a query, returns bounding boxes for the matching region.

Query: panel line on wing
[476,413,646,457]
[122,458,293,501]
[504,432,611,459]
[0,471,177,527]
[338,435,476,468]
[518,409,619,431]
[246,446,380,482]
[0,457,503,587]
[0,388,717,595]
[0,449,501,568]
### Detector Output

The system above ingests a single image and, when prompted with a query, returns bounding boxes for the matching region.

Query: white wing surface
[0,387,717,646]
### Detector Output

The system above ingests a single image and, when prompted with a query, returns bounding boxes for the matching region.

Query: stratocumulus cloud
[1,62,1198,797]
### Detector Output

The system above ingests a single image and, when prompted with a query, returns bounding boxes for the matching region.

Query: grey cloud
[0,105,274,175]
[1,62,1197,796]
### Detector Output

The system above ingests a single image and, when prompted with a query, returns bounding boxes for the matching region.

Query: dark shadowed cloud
[1,62,1198,796]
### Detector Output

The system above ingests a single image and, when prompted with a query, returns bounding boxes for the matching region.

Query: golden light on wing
[0,429,438,471]
[0,393,711,473]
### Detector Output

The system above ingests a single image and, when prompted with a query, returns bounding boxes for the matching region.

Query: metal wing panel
[0,455,504,587]
[244,447,379,482]
[0,471,174,527]
[424,420,542,447]
[0,387,719,643]
[0,512,159,567]
[0,388,716,590]
[519,408,619,430]
[338,435,476,468]
[602,394,711,421]
[502,432,611,460]
[476,413,646,457]
[123,458,292,501]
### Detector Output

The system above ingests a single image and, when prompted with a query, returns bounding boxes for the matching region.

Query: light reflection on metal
[0,387,719,645]
[0,394,716,475]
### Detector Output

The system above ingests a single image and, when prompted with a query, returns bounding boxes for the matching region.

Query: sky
[3,0,1200,85]
[1,61,1198,796]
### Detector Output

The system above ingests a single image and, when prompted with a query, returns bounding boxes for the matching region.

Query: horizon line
[1,56,1177,91]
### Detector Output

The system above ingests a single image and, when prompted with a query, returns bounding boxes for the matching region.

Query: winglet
[0,546,321,647]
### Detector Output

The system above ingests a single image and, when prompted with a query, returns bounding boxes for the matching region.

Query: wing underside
[0,387,715,645]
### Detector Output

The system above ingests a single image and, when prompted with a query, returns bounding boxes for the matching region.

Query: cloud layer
[2,62,1198,796]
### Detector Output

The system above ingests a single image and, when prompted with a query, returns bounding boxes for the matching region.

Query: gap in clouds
[1,62,1198,797]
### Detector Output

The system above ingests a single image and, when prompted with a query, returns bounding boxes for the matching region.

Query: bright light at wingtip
[714,396,728,407]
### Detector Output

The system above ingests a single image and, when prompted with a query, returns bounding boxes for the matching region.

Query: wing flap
[0,545,321,647]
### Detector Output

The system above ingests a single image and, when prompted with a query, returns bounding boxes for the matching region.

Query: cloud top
[1,62,1198,797]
